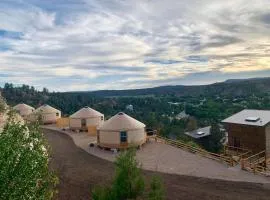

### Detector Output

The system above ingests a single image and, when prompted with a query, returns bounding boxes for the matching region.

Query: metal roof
[222,109,270,127]
[184,126,211,139]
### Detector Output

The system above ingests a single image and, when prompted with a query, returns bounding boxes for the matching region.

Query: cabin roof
[222,109,270,127]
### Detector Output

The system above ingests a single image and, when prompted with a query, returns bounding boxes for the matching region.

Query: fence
[56,117,70,128]
[241,150,268,174]
[223,145,252,160]
[156,135,234,166]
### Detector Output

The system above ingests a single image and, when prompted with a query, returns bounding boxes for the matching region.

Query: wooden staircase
[241,151,270,175]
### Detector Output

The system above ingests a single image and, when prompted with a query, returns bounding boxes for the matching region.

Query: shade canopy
[99,112,145,131]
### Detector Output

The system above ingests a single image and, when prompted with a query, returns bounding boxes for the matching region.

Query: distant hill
[224,77,270,84]
[84,77,270,97]
[1,77,270,109]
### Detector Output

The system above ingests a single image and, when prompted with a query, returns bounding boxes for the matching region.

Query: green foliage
[186,117,198,131]
[201,123,225,153]
[112,149,145,199]
[0,121,58,200]
[148,176,165,200]
[0,95,6,113]
[186,140,201,149]
[92,149,165,200]
[92,186,115,200]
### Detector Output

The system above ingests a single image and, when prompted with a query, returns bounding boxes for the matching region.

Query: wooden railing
[241,151,268,174]
[223,145,252,160]
[155,135,234,166]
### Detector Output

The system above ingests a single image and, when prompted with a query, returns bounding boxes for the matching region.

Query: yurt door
[81,119,87,129]
[120,131,128,147]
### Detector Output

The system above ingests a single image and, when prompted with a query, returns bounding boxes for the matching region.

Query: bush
[0,120,58,200]
[92,149,165,200]
[148,176,165,200]
[0,95,6,113]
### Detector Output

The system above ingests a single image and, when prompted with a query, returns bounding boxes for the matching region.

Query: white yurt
[97,112,146,149]
[69,107,104,134]
[13,103,35,118]
[32,104,61,124]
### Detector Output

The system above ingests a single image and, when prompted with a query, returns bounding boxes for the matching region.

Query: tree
[186,117,198,131]
[148,176,165,200]
[201,123,225,153]
[92,149,165,200]
[0,119,58,199]
[112,149,145,199]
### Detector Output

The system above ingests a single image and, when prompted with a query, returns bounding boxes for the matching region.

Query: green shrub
[148,176,165,200]
[0,121,58,200]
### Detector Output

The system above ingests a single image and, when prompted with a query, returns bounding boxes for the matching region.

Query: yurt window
[56,113,59,117]
[120,131,127,142]
[101,116,104,121]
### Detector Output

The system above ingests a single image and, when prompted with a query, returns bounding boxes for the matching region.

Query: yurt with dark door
[69,107,104,134]
[97,112,146,149]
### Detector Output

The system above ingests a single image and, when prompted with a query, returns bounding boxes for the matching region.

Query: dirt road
[44,129,270,200]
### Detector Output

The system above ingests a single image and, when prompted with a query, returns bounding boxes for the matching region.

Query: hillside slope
[86,77,270,97]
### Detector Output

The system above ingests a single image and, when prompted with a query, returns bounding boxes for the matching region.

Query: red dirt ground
[44,129,270,200]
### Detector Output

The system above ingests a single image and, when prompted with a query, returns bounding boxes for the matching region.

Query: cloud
[0,0,270,91]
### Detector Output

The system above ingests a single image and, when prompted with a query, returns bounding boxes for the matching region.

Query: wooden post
[241,159,245,169]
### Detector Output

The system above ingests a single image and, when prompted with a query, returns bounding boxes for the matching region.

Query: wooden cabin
[222,109,270,161]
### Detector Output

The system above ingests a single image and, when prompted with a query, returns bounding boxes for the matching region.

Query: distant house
[175,111,189,120]
[222,109,270,161]
[125,104,134,111]
[184,126,211,139]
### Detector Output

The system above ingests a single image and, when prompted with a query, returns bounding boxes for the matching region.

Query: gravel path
[44,129,270,200]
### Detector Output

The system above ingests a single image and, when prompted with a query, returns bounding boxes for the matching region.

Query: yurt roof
[13,103,34,111]
[70,107,103,118]
[99,112,145,131]
[35,104,60,114]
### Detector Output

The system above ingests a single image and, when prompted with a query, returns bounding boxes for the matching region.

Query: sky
[0,0,270,91]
